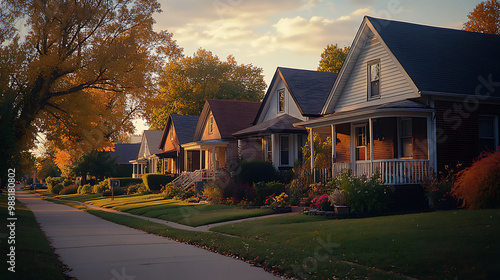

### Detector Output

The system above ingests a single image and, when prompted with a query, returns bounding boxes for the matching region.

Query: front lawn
[58,193,274,227]
[0,195,66,280]
[212,209,500,280]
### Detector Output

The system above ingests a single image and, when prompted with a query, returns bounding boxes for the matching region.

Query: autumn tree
[317,44,350,73]
[70,150,117,182]
[0,0,182,184]
[463,0,500,34]
[147,48,266,130]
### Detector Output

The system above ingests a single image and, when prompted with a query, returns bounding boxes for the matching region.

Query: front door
[354,124,367,161]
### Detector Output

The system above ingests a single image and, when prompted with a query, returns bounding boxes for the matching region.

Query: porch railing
[332,159,429,185]
[171,169,217,190]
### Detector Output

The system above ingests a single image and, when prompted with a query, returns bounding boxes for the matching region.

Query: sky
[133,0,482,134]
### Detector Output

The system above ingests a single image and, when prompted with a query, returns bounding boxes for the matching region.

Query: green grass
[212,209,500,280]
[0,195,65,280]
[56,193,274,227]
[87,208,406,280]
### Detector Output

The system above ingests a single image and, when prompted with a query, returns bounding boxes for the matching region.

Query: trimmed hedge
[59,184,78,195]
[106,177,143,188]
[236,161,277,184]
[142,174,173,191]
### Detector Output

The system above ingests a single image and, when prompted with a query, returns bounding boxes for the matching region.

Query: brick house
[295,16,500,193]
[153,114,199,176]
[178,99,261,186]
[234,67,338,171]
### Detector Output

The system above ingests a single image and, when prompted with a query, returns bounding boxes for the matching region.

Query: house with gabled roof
[234,67,338,170]
[110,143,141,177]
[129,130,163,178]
[153,114,199,176]
[295,16,500,197]
[180,99,261,182]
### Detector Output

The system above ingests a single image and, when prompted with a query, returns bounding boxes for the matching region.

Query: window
[400,118,413,158]
[208,116,214,134]
[170,124,174,140]
[368,61,380,98]
[278,89,285,113]
[263,136,272,163]
[479,116,498,152]
[280,135,289,165]
[355,126,366,147]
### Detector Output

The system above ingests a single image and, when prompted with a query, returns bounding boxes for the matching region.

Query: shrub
[142,174,173,192]
[127,184,140,195]
[422,164,460,209]
[452,151,500,209]
[93,180,108,194]
[225,183,256,204]
[78,184,93,194]
[334,171,391,213]
[253,181,287,206]
[111,186,126,196]
[329,189,348,206]
[311,194,334,211]
[59,184,78,195]
[51,183,64,195]
[46,176,64,192]
[163,183,183,199]
[62,179,73,187]
[202,181,224,204]
[236,161,277,184]
[106,177,142,188]
[270,192,289,208]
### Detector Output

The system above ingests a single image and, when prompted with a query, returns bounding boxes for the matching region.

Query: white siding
[261,79,305,123]
[335,38,418,112]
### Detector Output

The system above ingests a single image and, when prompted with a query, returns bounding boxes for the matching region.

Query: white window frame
[399,118,413,159]
[279,134,290,166]
[367,60,381,99]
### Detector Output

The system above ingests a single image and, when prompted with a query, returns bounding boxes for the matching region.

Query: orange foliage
[463,0,500,35]
[452,150,500,209]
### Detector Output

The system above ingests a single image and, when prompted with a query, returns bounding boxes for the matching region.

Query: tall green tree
[317,44,350,73]
[147,48,266,130]
[0,0,182,184]
[463,0,500,34]
[70,150,117,181]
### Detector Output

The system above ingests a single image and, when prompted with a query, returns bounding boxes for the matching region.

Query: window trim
[279,134,290,166]
[399,118,413,159]
[208,115,214,134]
[278,88,286,113]
[367,60,381,100]
[479,115,499,152]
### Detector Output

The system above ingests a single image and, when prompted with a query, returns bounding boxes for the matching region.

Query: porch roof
[295,100,434,128]
[233,114,307,138]
[129,158,147,164]
[153,150,177,159]
[182,139,229,150]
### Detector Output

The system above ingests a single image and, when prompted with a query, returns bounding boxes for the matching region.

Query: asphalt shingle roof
[207,99,261,139]
[278,67,338,116]
[170,114,199,145]
[111,143,141,164]
[233,114,306,137]
[368,16,500,97]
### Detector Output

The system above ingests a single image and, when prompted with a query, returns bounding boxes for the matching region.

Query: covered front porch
[303,102,436,185]
[174,140,229,189]
[130,158,147,179]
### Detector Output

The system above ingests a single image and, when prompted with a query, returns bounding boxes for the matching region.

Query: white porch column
[350,123,356,175]
[331,125,336,161]
[427,113,437,172]
[211,146,215,170]
[369,118,374,174]
[310,127,315,183]
[200,146,203,170]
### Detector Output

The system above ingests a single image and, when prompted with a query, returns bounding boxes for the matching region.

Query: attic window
[209,116,214,134]
[278,89,285,113]
[368,61,380,98]
[170,124,174,140]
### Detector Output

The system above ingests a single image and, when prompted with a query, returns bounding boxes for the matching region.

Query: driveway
[16,188,282,280]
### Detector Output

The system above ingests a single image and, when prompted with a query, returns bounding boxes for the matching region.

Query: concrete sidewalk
[17,188,282,280]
